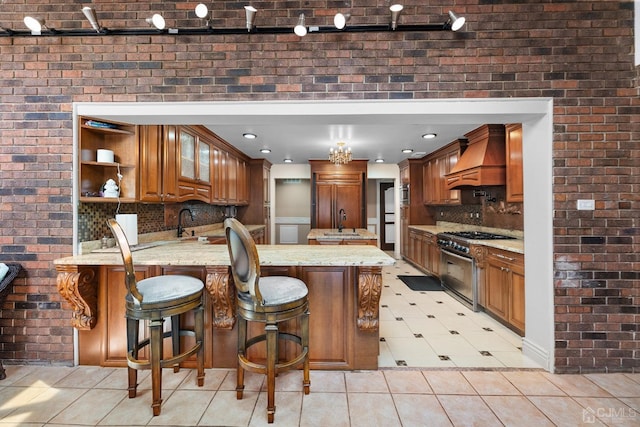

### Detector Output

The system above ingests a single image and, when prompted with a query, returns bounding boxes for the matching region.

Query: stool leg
[126,317,139,398]
[266,323,278,423]
[149,318,164,416]
[171,315,180,373]
[195,304,205,387]
[0,360,5,380]
[302,309,310,394]
[236,316,247,400]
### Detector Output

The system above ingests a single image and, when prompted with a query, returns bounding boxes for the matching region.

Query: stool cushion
[254,276,308,306]
[135,275,204,305]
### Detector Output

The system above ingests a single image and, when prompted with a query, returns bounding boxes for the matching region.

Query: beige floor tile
[502,371,566,396]
[199,390,258,426]
[528,396,607,426]
[94,367,150,390]
[574,397,640,427]
[482,395,554,427]
[541,373,612,397]
[425,334,480,356]
[53,366,116,389]
[384,337,451,367]
[347,392,401,427]
[10,366,77,388]
[437,394,502,426]
[0,365,39,386]
[463,332,520,352]
[98,389,155,425]
[378,342,397,367]
[491,351,541,368]
[392,393,452,427]
[221,369,265,392]
[306,370,345,393]
[49,388,124,425]
[178,368,229,391]
[345,370,389,393]
[383,370,433,394]
[1,387,84,423]
[462,371,521,395]
[422,371,476,395]
[147,389,214,426]
[450,354,506,368]
[0,386,51,419]
[249,391,302,427]
[618,396,640,412]
[379,319,416,338]
[300,392,349,427]
[585,373,640,397]
[136,367,191,391]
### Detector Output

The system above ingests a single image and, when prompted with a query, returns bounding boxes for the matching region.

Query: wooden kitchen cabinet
[78,116,138,203]
[483,247,525,335]
[398,159,434,260]
[505,123,524,202]
[139,125,179,203]
[238,159,271,243]
[310,160,367,229]
[405,228,440,276]
[423,140,466,205]
[177,126,212,203]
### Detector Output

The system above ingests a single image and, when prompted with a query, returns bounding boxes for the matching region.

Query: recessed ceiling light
[260,148,271,154]
[402,148,414,153]
[243,133,257,139]
[283,158,293,163]
[422,133,437,139]
[375,159,384,163]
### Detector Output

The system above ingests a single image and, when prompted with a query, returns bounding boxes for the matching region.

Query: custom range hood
[445,124,506,189]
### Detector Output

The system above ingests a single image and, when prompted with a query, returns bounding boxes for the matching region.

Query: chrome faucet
[338,208,346,232]
[177,208,194,238]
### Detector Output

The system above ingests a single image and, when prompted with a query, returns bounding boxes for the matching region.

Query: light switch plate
[577,199,595,210]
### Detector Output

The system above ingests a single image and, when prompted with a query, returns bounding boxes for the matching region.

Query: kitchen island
[54,241,395,370]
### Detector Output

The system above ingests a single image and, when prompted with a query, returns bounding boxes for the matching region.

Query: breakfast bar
[54,241,395,370]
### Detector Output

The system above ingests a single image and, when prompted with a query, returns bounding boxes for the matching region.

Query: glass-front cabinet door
[180,129,196,179]
[198,141,210,183]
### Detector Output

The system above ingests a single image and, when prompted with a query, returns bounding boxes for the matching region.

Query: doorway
[379,182,395,251]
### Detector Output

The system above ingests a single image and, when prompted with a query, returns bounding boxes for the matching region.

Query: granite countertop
[55,241,396,267]
[307,228,378,241]
[408,221,524,254]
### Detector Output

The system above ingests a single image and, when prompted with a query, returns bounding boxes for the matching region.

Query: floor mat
[397,275,443,291]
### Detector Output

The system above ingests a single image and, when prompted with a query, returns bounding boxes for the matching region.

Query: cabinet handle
[500,266,511,272]
[495,253,516,261]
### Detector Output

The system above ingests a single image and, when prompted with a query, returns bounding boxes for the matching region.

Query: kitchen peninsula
[307,228,378,245]
[54,240,395,370]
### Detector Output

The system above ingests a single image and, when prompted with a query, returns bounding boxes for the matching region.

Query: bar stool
[224,218,310,424]
[107,218,205,416]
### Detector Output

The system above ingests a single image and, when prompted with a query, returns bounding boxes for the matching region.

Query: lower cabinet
[405,228,440,276]
[309,238,376,246]
[482,247,525,335]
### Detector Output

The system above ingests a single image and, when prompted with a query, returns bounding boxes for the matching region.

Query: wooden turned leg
[171,315,180,373]
[302,309,310,395]
[236,317,247,400]
[266,323,278,423]
[149,318,164,416]
[126,317,139,398]
[195,305,205,387]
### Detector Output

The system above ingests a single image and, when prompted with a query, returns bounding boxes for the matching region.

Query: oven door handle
[441,249,473,263]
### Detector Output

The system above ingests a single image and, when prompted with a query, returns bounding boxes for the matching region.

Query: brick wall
[0,1,638,373]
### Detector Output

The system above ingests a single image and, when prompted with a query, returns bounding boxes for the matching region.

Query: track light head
[146,13,165,30]
[23,16,46,34]
[195,4,209,19]
[389,4,403,30]
[294,13,307,37]
[244,6,257,32]
[82,7,101,32]
[447,10,466,31]
[334,13,351,30]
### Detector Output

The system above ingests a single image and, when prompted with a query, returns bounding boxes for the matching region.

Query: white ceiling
[83,99,543,165]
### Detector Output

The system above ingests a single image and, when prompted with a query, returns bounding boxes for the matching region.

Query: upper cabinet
[176,126,212,203]
[139,125,178,203]
[505,124,524,202]
[78,117,138,203]
[423,140,467,205]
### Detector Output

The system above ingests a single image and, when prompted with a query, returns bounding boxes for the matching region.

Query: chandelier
[329,142,352,165]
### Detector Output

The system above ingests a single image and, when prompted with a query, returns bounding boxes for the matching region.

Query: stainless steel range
[437,231,515,311]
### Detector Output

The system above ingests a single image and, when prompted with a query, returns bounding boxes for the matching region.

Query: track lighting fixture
[146,13,165,30]
[82,7,102,33]
[23,16,47,34]
[5,6,466,38]
[333,13,350,30]
[294,13,307,36]
[447,11,466,32]
[389,4,403,30]
[244,6,257,32]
